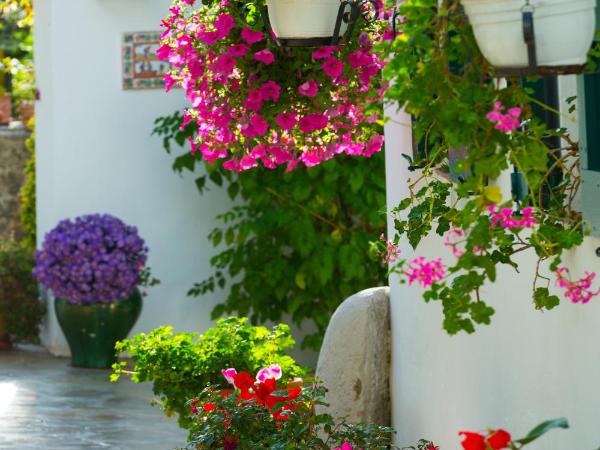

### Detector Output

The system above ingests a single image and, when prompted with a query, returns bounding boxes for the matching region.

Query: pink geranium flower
[298,80,319,97]
[556,267,600,304]
[486,101,522,132]
[405,257,445,288]
[380,234,399,264]
[254,49,275,64]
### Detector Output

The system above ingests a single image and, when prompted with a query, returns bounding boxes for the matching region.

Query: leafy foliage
[381,0,588,334]
[0,240,44,342]
[153,112,387,349]
[184,384,396,449]
[20,119,35,247]
[111,317,306,429]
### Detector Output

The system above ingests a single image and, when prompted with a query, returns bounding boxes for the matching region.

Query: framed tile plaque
[122,31,166,90]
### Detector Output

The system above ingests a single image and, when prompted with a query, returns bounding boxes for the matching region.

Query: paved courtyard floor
[0,346,186,450]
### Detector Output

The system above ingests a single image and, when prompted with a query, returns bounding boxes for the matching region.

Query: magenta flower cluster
[555,267,600,304]
[158,0,387,172]
[488,206,537,229]
[33,214,148,305]
[486,101,522,132]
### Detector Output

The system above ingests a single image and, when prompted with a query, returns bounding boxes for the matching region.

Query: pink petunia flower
[244,88,263,111]
[214,13,235,39]
[214,53,236,74]
[298,80,319,97]
[221,368,237,385]
[241,27,264,44]
[364,134,384,157]
[322,57,344,78]
[260,80,281,102]
[227,43,249,56]
[254,49,275,64]
[299,113,328,133]
[312,46,337,60]
[276,113,298,131]
[256,364,282,383]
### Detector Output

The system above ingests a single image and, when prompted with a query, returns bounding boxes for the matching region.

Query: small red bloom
[232,371,254,400]
[459,431,486,450]
[487,429,511,449]
[202,402,217,412]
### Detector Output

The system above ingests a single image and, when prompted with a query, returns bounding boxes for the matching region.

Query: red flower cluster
[459,429,512,450]
[229,370,302,421]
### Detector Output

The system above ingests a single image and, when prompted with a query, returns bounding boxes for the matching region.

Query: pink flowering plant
[378,0,596,334]
[158,0,388,172]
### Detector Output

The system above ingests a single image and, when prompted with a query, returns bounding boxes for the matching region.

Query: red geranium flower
[459,431,486,450]
[232,371,254,400]
[487,429,511,449]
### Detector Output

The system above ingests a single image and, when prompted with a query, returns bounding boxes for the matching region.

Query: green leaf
[514,418,569,445]
[533,287,561,311]
[294,273,306,290]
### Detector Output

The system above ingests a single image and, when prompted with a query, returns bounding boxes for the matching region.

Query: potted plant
[184,364,396,449]
[111,317,306,430]
[460,0,596,73]
[0,240,44,351]
[33,213,157,368]
[157,0,388,172]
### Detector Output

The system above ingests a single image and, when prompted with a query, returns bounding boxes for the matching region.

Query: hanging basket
[461,0,597,76]
[263,0,378,47]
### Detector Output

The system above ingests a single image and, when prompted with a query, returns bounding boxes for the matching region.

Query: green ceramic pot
[54,289,142,368]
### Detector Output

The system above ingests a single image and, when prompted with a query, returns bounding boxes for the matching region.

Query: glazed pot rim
[55,287,142,306]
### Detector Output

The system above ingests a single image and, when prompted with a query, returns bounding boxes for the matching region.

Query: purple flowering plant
[33,214,157,305]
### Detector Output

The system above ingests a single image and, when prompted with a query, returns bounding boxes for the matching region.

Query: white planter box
[461,0,596,68]
[266,0,347,39]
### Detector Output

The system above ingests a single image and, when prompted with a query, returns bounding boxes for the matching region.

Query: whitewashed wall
[385,76,600,449]
[34,0,233,355]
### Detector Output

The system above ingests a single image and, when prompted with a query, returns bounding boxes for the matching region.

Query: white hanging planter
[461,0,597,70]
[266,0,348,40]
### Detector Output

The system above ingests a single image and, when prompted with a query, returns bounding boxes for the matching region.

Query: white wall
[34,0,233,355]
[385,76,600,449]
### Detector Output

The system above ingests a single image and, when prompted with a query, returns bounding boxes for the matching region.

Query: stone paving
[0,346,186,450]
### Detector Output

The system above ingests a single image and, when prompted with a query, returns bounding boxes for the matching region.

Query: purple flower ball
[33,214,148,305]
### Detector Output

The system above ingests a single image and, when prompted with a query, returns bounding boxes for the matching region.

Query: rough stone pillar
[315,286,391,426]
[0,127,30,241]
